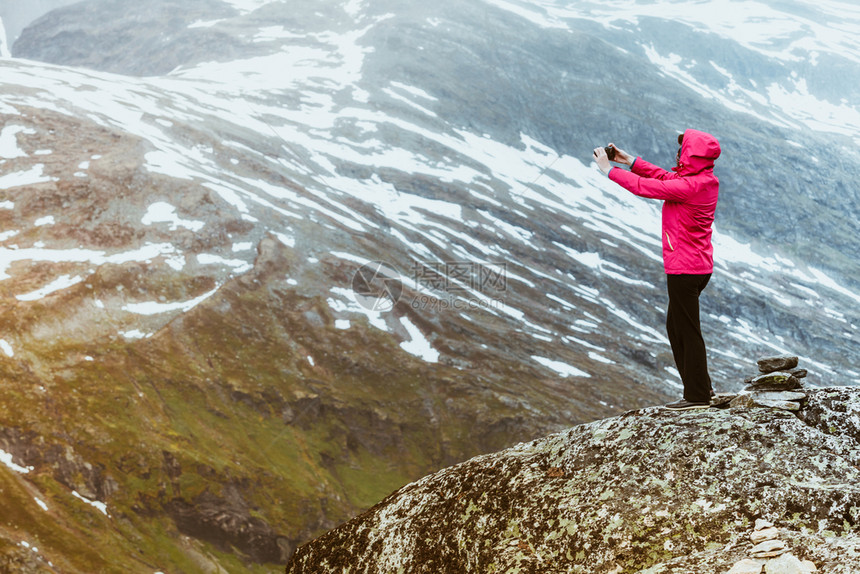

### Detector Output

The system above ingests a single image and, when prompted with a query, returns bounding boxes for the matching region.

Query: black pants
[666,273,712,403]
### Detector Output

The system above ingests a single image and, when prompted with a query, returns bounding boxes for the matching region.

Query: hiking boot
[664,399,710,411]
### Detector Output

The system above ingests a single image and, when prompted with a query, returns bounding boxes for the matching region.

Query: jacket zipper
[665,232,675,251]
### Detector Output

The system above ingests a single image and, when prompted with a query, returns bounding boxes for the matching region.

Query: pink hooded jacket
[608,129,721,275]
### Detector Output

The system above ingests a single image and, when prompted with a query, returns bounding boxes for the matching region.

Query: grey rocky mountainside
[286,387,860,573]
[11,0,860,285]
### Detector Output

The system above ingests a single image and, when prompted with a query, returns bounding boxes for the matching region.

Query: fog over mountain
[0,0,82,50]
[0,0,857,571]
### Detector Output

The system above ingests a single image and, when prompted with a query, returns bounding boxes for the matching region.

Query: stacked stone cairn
[728,355,808,412]
[726,519,818,573]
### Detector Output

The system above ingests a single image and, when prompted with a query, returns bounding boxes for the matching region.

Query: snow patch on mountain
[122,286,220,316]
[142,202,206,232]
[398,316,439,363]
[0,165,55,188]
[0,449,32,474]
[0,243,178,281]
[0,124,34,157]
[16,274,82,301]
[71,490,108,516]
[532,355,590,378]
[765,76,860,140]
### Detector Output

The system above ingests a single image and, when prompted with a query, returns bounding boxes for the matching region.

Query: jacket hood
[672,129,721,175]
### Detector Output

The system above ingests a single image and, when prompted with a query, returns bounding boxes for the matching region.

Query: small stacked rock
[729,355,808,412]
[726,519,818,573]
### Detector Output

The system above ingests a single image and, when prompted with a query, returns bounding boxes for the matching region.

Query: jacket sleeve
[630,157,674,180]
[609,166,697,202]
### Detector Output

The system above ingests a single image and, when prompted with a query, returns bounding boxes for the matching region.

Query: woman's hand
[593,147,611,175]
[606,143,634,166]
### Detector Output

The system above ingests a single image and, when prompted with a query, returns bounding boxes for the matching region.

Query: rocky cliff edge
[286,387,860,573]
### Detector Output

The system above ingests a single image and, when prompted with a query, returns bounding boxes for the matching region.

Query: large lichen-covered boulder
[285,388,860,573]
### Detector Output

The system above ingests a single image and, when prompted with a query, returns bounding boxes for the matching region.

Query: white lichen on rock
[286,388,860,573]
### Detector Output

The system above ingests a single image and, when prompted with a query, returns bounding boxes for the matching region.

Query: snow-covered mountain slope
[4,0,858,384]
[486,0,860,141]
[12,0,860,273]
[0,54,855,386]
[0,0,857,570]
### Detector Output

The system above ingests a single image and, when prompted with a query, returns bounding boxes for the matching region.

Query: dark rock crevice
[165,487,297,564]
[0,427,118,502]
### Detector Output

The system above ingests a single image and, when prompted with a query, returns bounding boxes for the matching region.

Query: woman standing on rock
[593,129,721,410]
